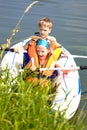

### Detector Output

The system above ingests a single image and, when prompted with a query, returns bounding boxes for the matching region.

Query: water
[0,0,87,103]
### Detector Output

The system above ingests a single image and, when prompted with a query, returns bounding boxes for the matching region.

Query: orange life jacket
[27,36,62,76]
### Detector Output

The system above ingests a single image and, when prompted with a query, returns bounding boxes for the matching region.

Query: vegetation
[0,69,87,130]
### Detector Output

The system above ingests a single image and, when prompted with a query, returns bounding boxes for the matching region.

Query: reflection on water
[0,0,87,97]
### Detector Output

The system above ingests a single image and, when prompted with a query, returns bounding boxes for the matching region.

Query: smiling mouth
[39,56,44,59]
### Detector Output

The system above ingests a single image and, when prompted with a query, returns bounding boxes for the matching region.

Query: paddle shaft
[40,66,87,71]
[72,55,87,59]
[0,48,14,52]
[0,47,27,53]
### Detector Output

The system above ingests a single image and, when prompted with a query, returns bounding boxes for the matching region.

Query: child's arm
[13,42,29,53]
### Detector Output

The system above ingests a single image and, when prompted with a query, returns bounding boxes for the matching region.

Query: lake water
[0,0,87,107]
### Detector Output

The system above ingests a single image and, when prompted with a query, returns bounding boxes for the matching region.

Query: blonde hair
[38,17,53,29]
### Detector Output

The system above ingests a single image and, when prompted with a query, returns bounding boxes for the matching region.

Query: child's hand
[31,66,36,71]
[14,46,24,53]
[14,48,19,53]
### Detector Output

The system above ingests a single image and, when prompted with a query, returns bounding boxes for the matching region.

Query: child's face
[39,26,51,39]
[36,45,50,60]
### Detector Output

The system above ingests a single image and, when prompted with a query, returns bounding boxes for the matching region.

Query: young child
[26,38,61,78]
[27,38,51,70]
[26,38,60,86]
[14,17,62,54]
[37,17,58,51]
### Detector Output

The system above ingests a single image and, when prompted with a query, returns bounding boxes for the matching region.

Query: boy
[14,17,62,68]
[15,17,61,52]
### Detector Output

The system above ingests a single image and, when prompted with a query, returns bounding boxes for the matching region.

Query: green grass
[0,69,87,130]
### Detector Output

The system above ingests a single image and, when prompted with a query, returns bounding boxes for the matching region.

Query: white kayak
[1,38,81,120]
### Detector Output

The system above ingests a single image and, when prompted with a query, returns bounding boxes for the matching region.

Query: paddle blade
[80,66,87,70]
